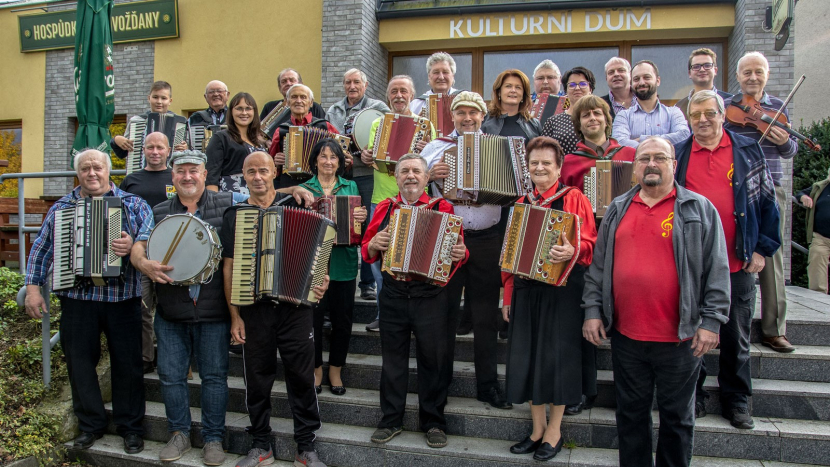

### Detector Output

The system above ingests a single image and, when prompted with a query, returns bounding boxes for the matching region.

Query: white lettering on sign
[449,9,651,38]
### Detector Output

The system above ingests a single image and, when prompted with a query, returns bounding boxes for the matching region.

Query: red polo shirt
[684,132,742,272]
[613,189,681,342]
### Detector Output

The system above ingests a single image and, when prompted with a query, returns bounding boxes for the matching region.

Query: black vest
[151,190,234,323]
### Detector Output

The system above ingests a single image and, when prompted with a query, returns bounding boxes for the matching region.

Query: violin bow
[759,74,805,144]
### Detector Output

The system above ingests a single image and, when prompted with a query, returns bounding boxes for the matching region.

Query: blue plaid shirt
[25,183,153,302]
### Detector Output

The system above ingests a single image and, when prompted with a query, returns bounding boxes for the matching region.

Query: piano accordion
[311,195,362,246]
[372,113,431,174]
[499,203,580,286]
[283,126,351,179]
[583,160,636,217]
[382,204,463,286]
[530,93,567,123]
[230,205,335,307]
[260,101,288,139]
[52,197,124,291]
[420,93,455,137]
[188,124,226,153]
[126,112,188,174]
[442,132,532,206]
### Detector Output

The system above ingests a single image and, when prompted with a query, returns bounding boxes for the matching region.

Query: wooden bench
[0,198,56,267]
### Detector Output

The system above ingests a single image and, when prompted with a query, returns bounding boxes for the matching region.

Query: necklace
[320,178,336,189]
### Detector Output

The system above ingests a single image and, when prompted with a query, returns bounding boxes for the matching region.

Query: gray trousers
[759,186,788,337]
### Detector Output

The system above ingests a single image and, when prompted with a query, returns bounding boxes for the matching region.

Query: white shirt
[420,129,502,231]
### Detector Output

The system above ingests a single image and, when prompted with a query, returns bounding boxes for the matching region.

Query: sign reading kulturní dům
[18,0,178,52]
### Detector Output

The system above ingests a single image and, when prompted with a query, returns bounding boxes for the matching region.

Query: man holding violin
[724,51,798,354]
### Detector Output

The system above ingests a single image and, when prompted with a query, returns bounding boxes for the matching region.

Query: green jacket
[801,178,830,244]
[301,175,360,281]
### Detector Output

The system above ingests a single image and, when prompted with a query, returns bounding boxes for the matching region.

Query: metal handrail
[1,170,126,388]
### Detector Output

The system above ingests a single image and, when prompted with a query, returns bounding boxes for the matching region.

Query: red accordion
[311,195,363,246]
[530,93,566,123]
[421,93,455,137]
[372,113,431,174]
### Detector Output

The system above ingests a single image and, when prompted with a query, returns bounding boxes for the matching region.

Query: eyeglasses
[688,110,720,121]
[567,81,590,89]
[233,106,254,113]
[690,63,715,71]
[635,155,673,165]
[206,90,228,95]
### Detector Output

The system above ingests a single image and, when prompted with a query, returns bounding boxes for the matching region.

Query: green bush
[791,118,830,288]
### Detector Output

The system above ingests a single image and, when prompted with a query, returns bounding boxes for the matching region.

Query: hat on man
[169,150,207,167]
[451,91,487,113]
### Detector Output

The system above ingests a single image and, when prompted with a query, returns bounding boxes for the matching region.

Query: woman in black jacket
[481,69,541,142]
[206,92,268,194]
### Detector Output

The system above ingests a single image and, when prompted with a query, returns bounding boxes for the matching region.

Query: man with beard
[188,80,230,127]
[612,60,689,148]
[674,49,732,124]
[259,68,326,123]
[583,136,729,467]
[600,57,637,119]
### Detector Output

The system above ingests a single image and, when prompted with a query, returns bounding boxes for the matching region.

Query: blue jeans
[154,313,230,442]
[370,203,383,319]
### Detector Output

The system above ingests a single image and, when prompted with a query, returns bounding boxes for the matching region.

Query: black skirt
[505,266,585,406]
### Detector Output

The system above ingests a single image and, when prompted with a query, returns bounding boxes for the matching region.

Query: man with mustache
[674,49,732,125]
[583,136,730,467]
[259,68,326,123]
[612,60,689,148]
[675,90,780,429]
[601,57,637,120]
[725,51,798,354]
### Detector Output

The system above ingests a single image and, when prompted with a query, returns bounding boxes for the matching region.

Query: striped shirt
[612,98,691,148]
[25,183,153,302]
[723,92,797,186]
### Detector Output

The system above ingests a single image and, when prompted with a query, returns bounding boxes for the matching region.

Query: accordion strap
[571,145,624,161]
[527,184,573,208]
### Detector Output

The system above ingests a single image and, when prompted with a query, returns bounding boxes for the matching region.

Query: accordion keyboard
[231,209,259,306]
[126,119,146,175]
[52,208,77,291]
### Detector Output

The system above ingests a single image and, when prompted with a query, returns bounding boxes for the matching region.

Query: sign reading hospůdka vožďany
[18,0,179,53]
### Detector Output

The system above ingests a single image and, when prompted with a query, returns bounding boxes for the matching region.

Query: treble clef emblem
[661,212,674,238]
[727,163,734,187]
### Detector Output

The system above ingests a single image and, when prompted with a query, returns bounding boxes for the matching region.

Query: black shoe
[728,407,754,429]
[695,400,707,418]
[564,395,586,415]
[456,323,473,336]
[315,385,322,395]
[583,394,596,410]
[123,433,144,454]
[365,319,380,332]
[510,436,542,454]
[73,432,103,450]
[476,387,513,409]
[360,288,377,300]
[533,437,564,461]
[330,385,346,396]
[143,361,155,374]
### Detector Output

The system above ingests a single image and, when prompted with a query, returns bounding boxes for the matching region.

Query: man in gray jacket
[582,136,730,467]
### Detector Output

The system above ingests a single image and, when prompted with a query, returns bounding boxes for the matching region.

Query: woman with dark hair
[481,69,541,142]
[501,136,596,461]
[300,138,367,395]
[541,66,596,156]
[206,92,268,194]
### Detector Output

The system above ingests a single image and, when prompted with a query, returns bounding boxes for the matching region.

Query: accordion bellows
[311,195,362,246]
[421,93,454,137]
[284,126,351,178]
[382,205,463,286]
[230,205,335,307]
[583,160,636,217]
[442,132,532,206]
[372,113,431,174]
[500,203,580,286]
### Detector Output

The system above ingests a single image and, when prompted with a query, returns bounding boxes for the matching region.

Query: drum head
[146,214,215,283]
[352,109,384,150]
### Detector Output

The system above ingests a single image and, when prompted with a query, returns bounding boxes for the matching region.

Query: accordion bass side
[442,132,532,206]
[311,195,362,245]
[499,203,579,286]
[260,101,288,139]
[126,112,188,174]
[421,93,454,137]
[188,124,227,153]
[52,197,124,291]
[284,126,351,179]
[583,160,636,217]
[382,205,463,286]
[372,113,431,174]
[230,205,335,307]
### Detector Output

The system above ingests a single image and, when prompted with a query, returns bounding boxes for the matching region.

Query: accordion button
[537,268,543,273]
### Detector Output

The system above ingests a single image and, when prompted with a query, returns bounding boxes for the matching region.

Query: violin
[724,76,821,152]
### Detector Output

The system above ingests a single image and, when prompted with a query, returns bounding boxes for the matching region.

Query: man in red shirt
[363,154,468,449]
[674,90,781,430]
[583,137,730,467]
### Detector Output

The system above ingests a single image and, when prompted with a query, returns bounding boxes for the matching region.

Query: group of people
[21,47,802,467]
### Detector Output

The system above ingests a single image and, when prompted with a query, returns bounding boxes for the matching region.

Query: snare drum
[345,109,384,151]
[146,214,222,285]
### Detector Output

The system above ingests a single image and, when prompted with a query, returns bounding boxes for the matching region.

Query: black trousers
[611,330,700,467]
[59,296,145,436]
[378,286,449,432]
[696,270,755,410]
[314,279,356,368]
[445,227,502,392]
[351,174,375,290]
[241,304,320,452]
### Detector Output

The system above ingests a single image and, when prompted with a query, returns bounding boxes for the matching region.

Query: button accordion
[52,197,124,291]
[530,93,567,123]
[283,126,351,179]
[230,205,335,307]
[442,132,532,206]
[126,112,188,174]
[372,113,431,174]
[420,93,455,137]
[583,160,635,217]
[311,195,362,246]
[500,203,580,286]
[188,124,227,153]
[382,204,463,286]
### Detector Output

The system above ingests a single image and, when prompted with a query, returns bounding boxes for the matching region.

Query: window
[392,53,473,96]
[0,121,22,197]
[631,43,725,102]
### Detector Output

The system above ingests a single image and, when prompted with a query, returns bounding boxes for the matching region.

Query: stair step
[105,402,830,466]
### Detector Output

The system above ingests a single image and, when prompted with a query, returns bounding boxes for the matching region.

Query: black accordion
[188,124,226,153]
[52,197,124,290]
[126,112,187,174]
[230,205,335,307]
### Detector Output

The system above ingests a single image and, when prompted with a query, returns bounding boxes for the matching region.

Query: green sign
[771,0,793,35]
[18,0,179,53]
